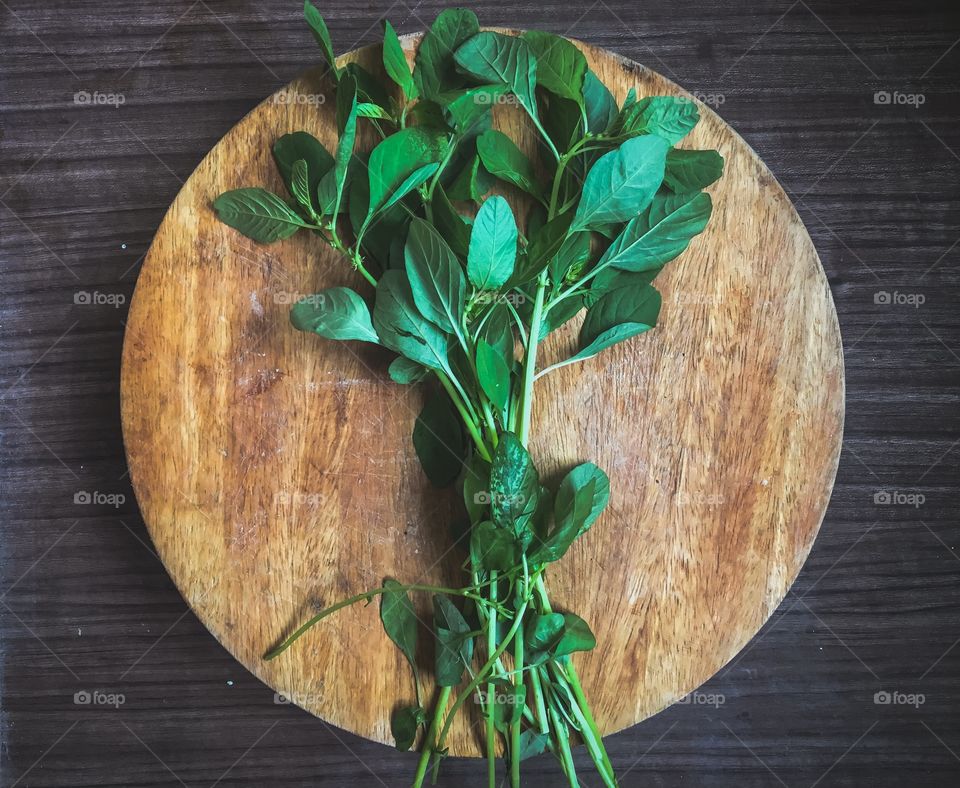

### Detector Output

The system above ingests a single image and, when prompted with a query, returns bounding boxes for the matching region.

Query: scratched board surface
[2,1,960,786]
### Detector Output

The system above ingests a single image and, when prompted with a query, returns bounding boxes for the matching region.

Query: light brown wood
[120,32,844,756]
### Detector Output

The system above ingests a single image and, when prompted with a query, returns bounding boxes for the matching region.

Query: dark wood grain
[2,0,958,786]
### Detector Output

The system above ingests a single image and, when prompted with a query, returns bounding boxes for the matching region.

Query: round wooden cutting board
[120,31,844,756]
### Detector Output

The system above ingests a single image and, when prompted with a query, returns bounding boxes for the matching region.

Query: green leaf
[332,76,359,216]
[431,185,472,259]
[467,196,517,290]
[383,163,440,220]
[548,229,591,284]
[317,171,338,216]
[587,267,660,306]
[476,339,511,411]
[512,212,573,285]
[489,432,540,545]
[663,148,724,192]
[542,94,584,154]
[598,191,713,272]
[531,478,595,564]
[367,128,446,220]
[433,595,473,686]
[388,356,428,384]
[441,85,507,133]
[539,292,585,341]
[493,683,526,733]
[373,270,453,373]
[613,95,699,144]
[476,304,515,405]
[470,520,519,572]
[390,705,424,751]
[289,288,379,343]
[521,31,587,105]
[404,218,467,346]
[476,129,540,197]
[525,612,565,656]
[582,70,618,134]
[481,303,515,365]
[355,102,392,120]
[343,62,392,109]
[446,151,494,203]
[413,389,465,487]
[380,579,418,673]
[553,613,596,658]
[570,282,661,363]
[383,20,417,98]
[213,188,308,243]
[524,611,596,664]
[414,9,480,100]
[454,32,538,122]
[304,1,340,80]
[531,463,609,563]
[288,159,315,217]
[572,135,670,231]
[555,463,610,537]
[519,729,550,761]
[272,132,334,211]
[463,453,491,524]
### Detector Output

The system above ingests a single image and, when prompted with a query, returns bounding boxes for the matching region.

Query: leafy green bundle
[214,5,722,786]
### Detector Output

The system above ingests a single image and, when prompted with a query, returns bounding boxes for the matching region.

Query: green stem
[549,706,580,787]
[510,615,524,788]
[434,588,535,754]
[425,138,458,202]
[486,571,499,788]
[480,398,500,447]
[529,666,550,734]
[518,272,548,446]
[535,576,617,786]
[412,686,452,788]
[530,114,561,163]
[436,371,491,462]
[265,584,499,660]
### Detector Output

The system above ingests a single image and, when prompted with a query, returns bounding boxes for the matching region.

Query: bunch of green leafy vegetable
[213,4,722,786]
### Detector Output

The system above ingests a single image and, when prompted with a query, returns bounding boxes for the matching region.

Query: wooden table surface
[1,1,958,786]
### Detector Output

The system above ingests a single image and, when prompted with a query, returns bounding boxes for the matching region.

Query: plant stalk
[518,272,548,446]
[412,685,452,788]
[486,571,499,788]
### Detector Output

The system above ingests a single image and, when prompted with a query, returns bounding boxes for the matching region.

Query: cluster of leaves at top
[214,5,722,787]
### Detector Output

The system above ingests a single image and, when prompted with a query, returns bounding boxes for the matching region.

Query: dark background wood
[1,1,958,785]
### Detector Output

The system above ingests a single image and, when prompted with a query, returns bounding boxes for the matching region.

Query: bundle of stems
[214,5,722,785]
